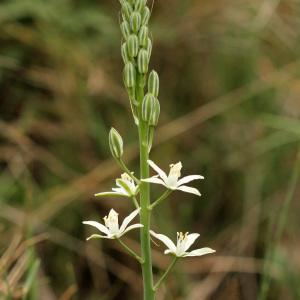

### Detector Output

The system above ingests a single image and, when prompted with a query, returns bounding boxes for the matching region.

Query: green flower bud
[130,11,141,33]
[149,98,160,126]
[121,42,130,64]
[145,37,152,59]
[139,25,148,47]
[120,21,130,40]
[137,49,149,74]
[142,93,160,126]
[121,1,133,22]
[109,128,123,159]
[123,62,136,88]
[148,70,159,98]
[127,34,139,58]
[141,6,150,25]
[142,93,155,121]
[135,0,146,11]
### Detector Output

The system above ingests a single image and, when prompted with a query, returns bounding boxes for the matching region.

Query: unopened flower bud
[127,34,139,58]
[123,62,136,88]
[148,70,159,98]
[138,49,149,74]
[141,6,150,25]
[150,99,160,126]
[109,128,123,159]
[142,93,160,126]
[130,12,141,33]
[149,98,160,126]
[142,93,155,121]
[121,1,133,22]
[120,21,130,40]
[121,42,130,64]
[145,37,152,59]
[139,25,148,47]
[135,0,146,12]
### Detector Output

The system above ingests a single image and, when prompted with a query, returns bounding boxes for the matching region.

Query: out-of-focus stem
[259,145,300,300]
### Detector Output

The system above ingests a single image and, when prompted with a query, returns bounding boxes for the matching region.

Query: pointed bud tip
[109,128,124,159]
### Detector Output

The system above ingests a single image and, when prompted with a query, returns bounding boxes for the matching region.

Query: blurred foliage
[1,0,300,299]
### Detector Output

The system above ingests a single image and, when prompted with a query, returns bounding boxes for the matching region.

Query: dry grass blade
[0,203,142,291]
[0,232,44,299]
[0,233,22,276]
[0,120,78,179]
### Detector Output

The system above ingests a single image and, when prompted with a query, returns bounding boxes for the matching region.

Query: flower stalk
[148,190,172,210]
[117,159,140,184]
[83,1,215,299]
[132,196,139,209]
[154,257,178,291]
[117,238,144,264]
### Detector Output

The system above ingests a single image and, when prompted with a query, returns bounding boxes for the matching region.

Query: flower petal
[184,247,216,257]
[111,188,124,193]
[177,175,204,186]
[83,221,110,235]
[119,208,141,233]
[150,230,176,252]
[164,249,174,255]
[176,185,201,196]
[95,191,127,197]
[86,234,112,240]
[119,223,143,237]
[147,160,168,181]
[183,233,200,252]
[142,177,167,187]
[112,187,130,196]
[116,179,134,196]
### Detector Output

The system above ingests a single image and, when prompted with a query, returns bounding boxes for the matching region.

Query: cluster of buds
[120,0,160,130]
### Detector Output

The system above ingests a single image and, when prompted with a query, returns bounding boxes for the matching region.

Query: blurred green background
[1,0,300,299]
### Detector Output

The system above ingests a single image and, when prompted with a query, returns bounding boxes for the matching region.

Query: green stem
[117,238,143,264]
[148,126,155,153]
[154,257,178,291]
[137,74,155,300]
[149,190,172,210]
[259,145,300,300]
[117,159,140,184]
[132,196,139,209]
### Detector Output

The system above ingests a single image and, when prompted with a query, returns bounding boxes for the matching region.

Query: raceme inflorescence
[83,1,215,299]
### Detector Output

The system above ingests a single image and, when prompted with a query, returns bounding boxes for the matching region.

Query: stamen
[121,173,132,181]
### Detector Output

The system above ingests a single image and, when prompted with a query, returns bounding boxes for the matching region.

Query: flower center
[119,173,136,195]
[121,173,132,182]
[104,209,119,234]
[176,232,188,255]
[167,162,182,188]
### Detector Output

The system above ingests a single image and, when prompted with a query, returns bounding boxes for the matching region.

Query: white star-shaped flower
[83,208,143,240]
[142,160,204,196]
[95,173,138,198]
[150,230,215,257]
